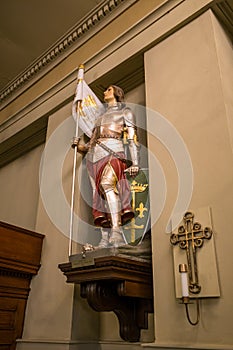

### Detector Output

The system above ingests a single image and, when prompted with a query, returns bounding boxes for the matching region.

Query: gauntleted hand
[124,165,139,178]
[71,137,89,155]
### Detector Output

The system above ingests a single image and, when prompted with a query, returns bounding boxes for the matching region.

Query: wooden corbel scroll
[58,246,153,342]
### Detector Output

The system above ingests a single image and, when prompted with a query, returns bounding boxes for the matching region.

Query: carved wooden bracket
[0,221,44,350]
[59,255,153,342]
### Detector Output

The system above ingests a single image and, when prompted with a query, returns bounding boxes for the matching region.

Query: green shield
[123,168,150,244]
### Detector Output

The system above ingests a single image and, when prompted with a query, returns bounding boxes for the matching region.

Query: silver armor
[82,103,140,247]
[87,105,139,166]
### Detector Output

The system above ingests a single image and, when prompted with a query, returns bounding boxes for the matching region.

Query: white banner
[72,66,104,137]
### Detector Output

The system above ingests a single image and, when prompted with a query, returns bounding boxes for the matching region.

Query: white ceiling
[0,0,102,92]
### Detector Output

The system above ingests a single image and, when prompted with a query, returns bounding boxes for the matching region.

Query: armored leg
[103,189,126,247]
[100,162,126,247]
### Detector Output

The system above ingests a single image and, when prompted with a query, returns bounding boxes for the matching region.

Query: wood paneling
[0,222,44,350]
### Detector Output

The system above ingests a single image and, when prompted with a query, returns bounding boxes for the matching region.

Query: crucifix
[170,211,212,294]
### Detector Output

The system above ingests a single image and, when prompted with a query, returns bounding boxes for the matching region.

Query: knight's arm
[124,108,140,167]
[71,134,90,155]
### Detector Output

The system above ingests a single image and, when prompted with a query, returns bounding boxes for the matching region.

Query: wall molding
[142,343,233,350]
[16,339,143,350]
[0,0,210,136]
[0,0,231,168]
[0,0,138,105]
[212,0,233,39]
[0,116,47,168]
[0,1,231,109]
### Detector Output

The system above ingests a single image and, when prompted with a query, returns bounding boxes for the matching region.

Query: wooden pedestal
[0,222,44,350]
[59,254,153,342]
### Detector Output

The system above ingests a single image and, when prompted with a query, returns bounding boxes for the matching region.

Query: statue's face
[104,86,116,104]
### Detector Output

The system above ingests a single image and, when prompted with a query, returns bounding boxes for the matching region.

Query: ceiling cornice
[0,0,138,105]
[1,0,231,107]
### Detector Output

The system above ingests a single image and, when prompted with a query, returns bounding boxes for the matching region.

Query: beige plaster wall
[0,1,231,349]
[144,10,233,349]
[17,104,74,345]
[0,144,44,230]
[19,102,98,346]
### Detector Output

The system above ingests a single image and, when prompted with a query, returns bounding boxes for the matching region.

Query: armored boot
[97,228,110,248]
[109,228,126,247]
[104,190,126,247]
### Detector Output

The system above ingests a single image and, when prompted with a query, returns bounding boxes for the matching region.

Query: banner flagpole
[69,64,84,257]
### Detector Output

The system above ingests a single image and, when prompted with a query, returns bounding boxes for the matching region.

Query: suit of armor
[84,103,140,247]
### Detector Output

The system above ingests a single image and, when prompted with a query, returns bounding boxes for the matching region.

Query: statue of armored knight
[76,85,140,248]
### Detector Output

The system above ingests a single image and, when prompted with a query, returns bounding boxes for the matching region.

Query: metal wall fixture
[170,211,212,325]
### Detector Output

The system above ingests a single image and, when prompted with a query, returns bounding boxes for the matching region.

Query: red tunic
[86,153,134,227]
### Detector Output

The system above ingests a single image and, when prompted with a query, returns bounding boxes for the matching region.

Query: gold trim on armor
[108,161,119,195]
[99,160,119,195]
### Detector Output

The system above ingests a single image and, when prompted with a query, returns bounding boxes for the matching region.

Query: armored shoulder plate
[123,107,136,127]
